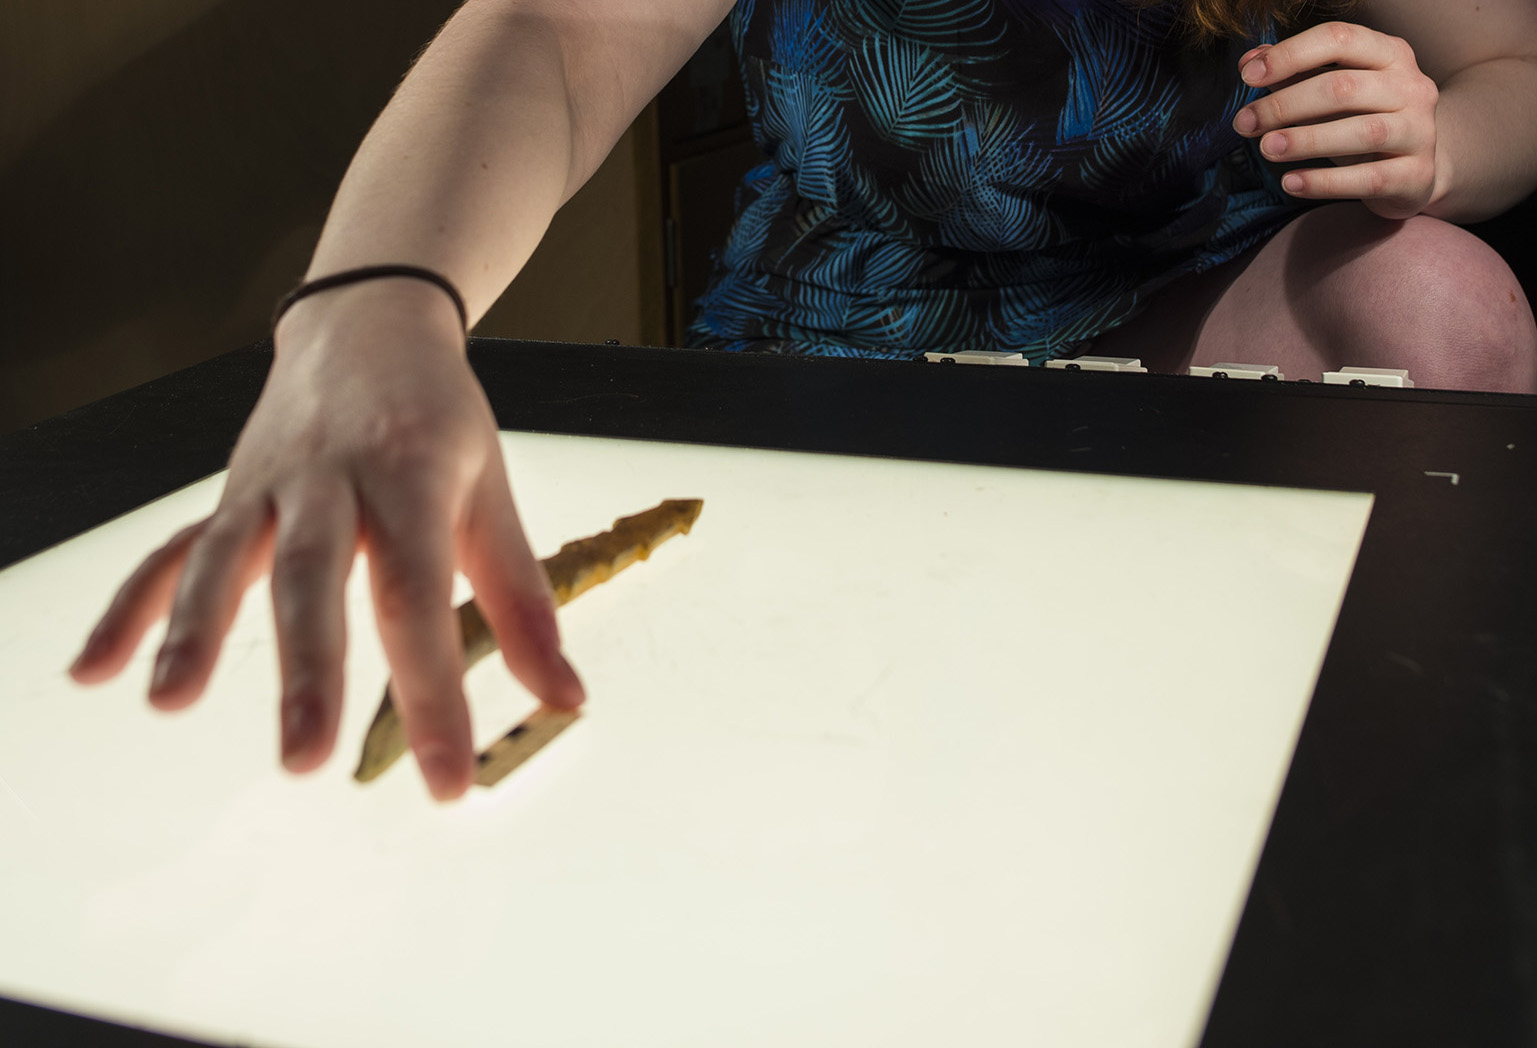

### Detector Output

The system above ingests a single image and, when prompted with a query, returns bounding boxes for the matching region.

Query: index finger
[70,522,204,683]
[1241,22,1409,88]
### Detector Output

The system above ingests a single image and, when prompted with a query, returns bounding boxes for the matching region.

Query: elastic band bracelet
[272,264,469,333]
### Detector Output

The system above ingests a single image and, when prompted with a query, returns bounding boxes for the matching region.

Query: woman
[70,0,1537,800]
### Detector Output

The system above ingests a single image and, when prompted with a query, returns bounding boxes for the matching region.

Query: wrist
[273,276,470,360]
[1422,143,1456,219]
[274,264,468,331]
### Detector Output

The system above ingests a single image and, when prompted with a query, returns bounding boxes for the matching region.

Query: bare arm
[73,0,736,802]
[1361,0,1537,222]
[303,0,737,322]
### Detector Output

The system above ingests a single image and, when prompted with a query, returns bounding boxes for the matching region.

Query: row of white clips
[922,352,1415,387]
[1191,362,1415,387]
[918,351,1147,370]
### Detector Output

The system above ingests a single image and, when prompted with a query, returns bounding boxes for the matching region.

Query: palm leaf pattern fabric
[687,0,1309,360]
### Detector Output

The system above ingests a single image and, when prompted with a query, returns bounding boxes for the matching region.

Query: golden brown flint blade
[353,498,704,787]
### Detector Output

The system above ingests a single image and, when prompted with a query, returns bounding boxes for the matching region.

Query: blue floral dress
[685,0,1309,360]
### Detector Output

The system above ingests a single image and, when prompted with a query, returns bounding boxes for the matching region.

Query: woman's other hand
[69,279,585,801]
[1233,21,1441,220]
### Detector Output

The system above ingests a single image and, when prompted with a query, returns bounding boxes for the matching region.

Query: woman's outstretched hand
[1233,21,1441,220]
[68,279,585,801]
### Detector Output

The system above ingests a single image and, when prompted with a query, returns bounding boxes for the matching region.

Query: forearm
[298,0,727,331]
[1425,55,1537,223]
[303,3,571,325]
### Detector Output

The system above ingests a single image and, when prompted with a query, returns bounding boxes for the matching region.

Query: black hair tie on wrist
[272,264,469,333]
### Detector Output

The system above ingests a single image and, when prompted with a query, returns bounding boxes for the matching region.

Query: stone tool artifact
[354,498,704,786]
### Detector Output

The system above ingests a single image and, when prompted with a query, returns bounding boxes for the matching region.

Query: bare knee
[1284,206,1537,392]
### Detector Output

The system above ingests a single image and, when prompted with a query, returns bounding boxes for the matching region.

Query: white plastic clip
[1322,367,1414,388]
[1188,362,1284,381]
[923,351,1029,366]
[1043,356,1148,373]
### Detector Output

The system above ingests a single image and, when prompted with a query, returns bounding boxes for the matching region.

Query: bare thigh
[1092,202,1537,393]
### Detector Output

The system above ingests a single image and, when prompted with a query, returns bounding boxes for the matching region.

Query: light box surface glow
[0,431,1373,1047]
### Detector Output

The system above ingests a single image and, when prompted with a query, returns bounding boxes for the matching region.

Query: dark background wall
[1,0,662,434]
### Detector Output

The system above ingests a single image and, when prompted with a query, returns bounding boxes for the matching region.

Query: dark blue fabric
[686,0,1310,360]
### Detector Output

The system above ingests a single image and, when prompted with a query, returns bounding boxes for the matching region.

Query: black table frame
[2,339,1534,1046]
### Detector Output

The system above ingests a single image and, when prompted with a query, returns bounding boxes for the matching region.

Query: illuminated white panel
[0,432,1373,1048]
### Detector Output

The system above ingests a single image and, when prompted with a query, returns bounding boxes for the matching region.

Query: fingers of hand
[270,483,360,773]
[1240,22,1412,88]
[1258,112,1420,165]
[362,478,475,802]
[71,522,206,683]
[1231,31,1437,210]
[1278,156,1433,217]
[149,507,276,710]
[458,466,585,714]
[1237,67,1412,138]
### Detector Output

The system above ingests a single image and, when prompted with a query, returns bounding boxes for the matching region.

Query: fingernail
[282,700,316,769]
[1264,133,1288,158]
[71,628,108,675]
[149,653,179,697]
[420,746,466,802]
[1242,58,1267,84]
[1234,108,1257,135]
[1282,173,1304,194]
[558,652,586,708]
